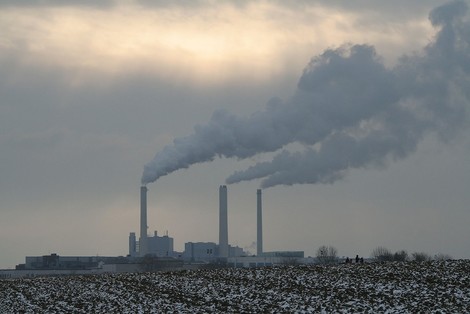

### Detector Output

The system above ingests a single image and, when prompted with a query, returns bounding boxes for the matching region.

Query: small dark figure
[360,257,364,264]
[345,257,350,264]
[355,255,359,264]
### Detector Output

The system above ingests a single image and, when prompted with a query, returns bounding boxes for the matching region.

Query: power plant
[128,184,303,265]
[2,185,305,278]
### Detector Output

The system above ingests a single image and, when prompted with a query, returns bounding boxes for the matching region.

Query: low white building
[183,242,247,263]
[129,231,174,257]
[184,242,218,262]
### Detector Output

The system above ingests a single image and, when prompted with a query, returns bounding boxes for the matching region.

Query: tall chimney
[140,186,148,257]
[218,185,229,258]
[129,232,137,257]
[257,189,263,256]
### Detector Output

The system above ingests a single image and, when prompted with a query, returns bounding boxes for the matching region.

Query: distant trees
[316,245,338,264]
[411,252,432,262]
[434,253,453,261]
[313,245,452,265]
[371,247,452,263]
[393,250,409,262]
[371,247,394,262]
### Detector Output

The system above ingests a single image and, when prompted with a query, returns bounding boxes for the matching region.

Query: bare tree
[434,253,452,261]
[393,250,408,262]
[412,252,431,262]
[371,246,393,262]
[316,245,338,264]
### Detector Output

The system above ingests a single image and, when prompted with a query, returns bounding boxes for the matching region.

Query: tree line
[315,245,452,264]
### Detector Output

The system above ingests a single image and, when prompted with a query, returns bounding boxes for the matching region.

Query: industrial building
[128,231,174,258]
[128,186,177,259]
[182,242,245,263]
[2,253,183,279]
[19,254,117,270]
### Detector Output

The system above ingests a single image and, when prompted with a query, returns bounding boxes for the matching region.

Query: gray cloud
[0,0,115,8]
[143,0,470,188]
[133,0,446,26]
[136,0,251,9]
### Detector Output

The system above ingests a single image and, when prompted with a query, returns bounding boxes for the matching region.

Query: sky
[1,0,469,269]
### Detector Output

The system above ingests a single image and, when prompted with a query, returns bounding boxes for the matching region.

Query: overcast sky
[1,0,469,269]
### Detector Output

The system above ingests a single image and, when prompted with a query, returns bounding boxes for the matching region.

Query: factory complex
[1,186,307,279]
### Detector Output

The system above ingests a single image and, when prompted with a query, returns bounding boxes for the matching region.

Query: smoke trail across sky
[142,0,470,188]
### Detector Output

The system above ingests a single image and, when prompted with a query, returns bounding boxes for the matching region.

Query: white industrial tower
[140,186,148,257]
[257,189,263,256]
[218,185,229,258]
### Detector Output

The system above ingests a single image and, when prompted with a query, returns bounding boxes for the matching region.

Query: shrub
[372,247,393,262]
[412,252,431,262]
[316,245,338,264]
[393,250,408,262]
[434,253,452,261]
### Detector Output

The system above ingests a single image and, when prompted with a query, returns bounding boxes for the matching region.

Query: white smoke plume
[142,0,470,188]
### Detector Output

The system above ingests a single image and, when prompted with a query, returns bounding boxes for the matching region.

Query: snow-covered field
[1,260,469,313]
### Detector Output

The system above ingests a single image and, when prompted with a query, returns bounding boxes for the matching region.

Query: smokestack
[218,185,228,258]
[140,186,148,257]
[257,189,263,256]
[129,232,137,257]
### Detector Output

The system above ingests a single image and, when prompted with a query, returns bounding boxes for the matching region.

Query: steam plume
[142,0,470,188]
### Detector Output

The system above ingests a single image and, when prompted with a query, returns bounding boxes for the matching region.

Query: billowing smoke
[142,0,470,188]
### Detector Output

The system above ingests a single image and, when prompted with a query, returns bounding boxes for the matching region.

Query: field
[1,260,469,313]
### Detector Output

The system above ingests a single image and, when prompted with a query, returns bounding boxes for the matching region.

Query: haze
[1,0,469,269]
